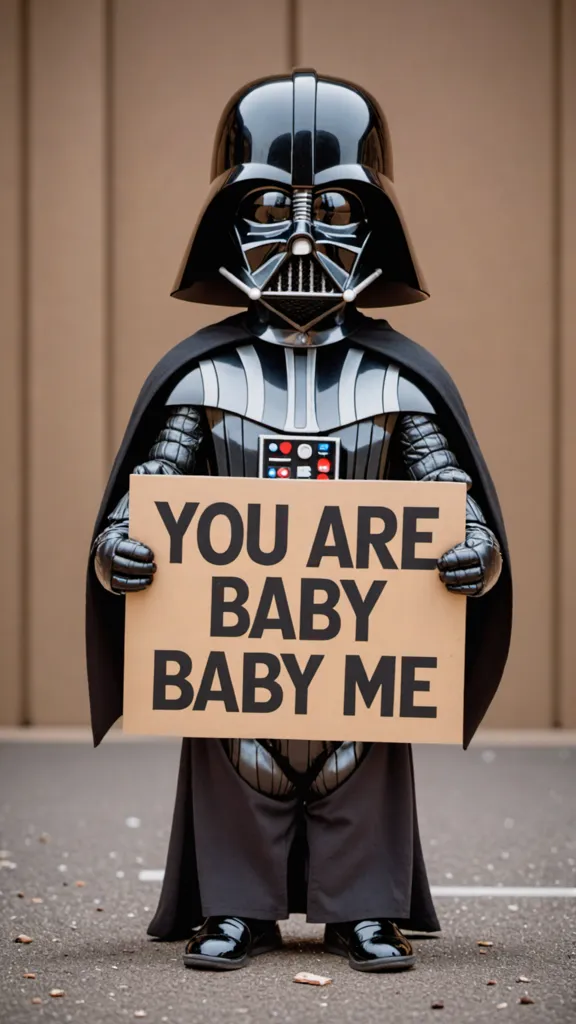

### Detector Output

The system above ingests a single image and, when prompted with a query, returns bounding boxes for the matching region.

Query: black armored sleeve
[93,406,204,593]
[397,413,502,596]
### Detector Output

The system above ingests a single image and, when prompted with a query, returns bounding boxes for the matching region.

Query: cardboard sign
[124,476,467,743]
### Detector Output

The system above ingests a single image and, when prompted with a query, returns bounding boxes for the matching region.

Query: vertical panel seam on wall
[287,0,298,69]
[551,0,563,727]
[20,0,30,725]
[104,0,114,468]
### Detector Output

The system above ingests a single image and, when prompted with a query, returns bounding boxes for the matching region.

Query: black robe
[85,313,512,937]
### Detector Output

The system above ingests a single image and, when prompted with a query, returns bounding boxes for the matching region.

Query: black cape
[86,311,512,749]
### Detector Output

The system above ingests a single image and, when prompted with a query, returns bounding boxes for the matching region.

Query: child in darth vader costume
[86,71,512,972]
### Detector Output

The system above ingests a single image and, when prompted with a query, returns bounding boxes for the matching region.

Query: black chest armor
[166,337,434,479]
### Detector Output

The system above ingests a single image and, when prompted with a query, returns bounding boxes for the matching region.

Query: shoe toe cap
[185,935,239,960]
[363,938,409,960]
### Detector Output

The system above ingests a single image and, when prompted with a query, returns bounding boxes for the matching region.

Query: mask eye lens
[313,192,362,226]
[242,191,291,224]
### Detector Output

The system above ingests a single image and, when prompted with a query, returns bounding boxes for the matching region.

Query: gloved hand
[438,524,502,597]
[94,526,156,594]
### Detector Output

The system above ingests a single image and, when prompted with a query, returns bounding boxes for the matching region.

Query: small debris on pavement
[23,973,37,979]
[31,997,42,1005]
[478,949,488,955]
[516,976,531,983]
[14,935,33,944]
[126,817,141,828]
[38,833,50,843]
[75,880,86,887]
[431,1001,444,1009]
[30,897,43,904]
[16,892,25,898]
[96,906,104,912]
[497,1004,508,1010]
[294,972,332,986]
[50,989,66,998]
[487,980,497,986]
[519,996,535,1005]
[0,861,17,870]
[477,940,494,947]
[58,864,68,873]
[134,1012,147,1018]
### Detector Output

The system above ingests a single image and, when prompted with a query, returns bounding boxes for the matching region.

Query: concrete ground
[1,737,575,1024]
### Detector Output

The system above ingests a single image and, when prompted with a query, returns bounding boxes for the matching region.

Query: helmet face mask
[234,185,370,331]
[172,70,429,338]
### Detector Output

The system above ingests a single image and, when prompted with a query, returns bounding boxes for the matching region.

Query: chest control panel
[258,435,341,480]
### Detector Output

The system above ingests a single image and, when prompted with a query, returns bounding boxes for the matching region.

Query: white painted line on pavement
[138,870,576,897]
[431,886,576,898]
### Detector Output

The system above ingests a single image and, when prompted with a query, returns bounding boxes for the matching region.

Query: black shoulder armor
[165,341,434,430]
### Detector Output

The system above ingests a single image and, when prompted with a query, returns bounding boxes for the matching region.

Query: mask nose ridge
[291,237,312,255]
[289,189,314,255]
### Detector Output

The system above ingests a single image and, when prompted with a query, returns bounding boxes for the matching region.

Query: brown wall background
[0,0,574,728]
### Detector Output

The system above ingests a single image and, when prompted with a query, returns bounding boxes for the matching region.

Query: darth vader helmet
[172,69,428,338]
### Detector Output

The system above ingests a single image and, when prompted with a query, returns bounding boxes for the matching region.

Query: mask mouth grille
[264,255,338,296]
[261,255,343,329]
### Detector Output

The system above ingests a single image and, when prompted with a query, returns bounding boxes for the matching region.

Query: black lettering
[343,654,395,716]
[155,501,198,563]
[197,502,244,565]
[306,506,354,568]
[153,650,193,710]
[400,656,437,718]
[242,653,283,713]
[210,577,250,637]
[340,579,387,641]
[401,507,439,569]
[249,577,296,639]
[281,653,324,715]
[356,507,398,569]
[299,578,341,640]
[247,503,289,565]
[193,651,239,712]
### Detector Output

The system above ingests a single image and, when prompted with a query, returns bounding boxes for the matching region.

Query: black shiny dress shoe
[324,919,415,972]
[183,916,282,970]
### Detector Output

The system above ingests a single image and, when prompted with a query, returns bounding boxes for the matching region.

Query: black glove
[438,524,502,597]
[94,526,156,594]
